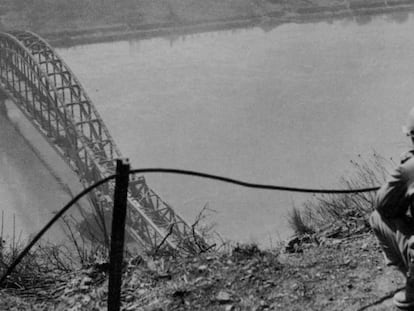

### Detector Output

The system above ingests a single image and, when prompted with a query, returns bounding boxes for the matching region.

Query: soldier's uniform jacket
[375,150,414,218]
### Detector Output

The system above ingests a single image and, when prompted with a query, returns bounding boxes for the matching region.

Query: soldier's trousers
[370,210,414,273]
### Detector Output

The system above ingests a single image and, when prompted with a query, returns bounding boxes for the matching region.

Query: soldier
[370,107,414,308]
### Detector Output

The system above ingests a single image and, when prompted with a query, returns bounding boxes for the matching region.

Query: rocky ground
[0,232,407,310]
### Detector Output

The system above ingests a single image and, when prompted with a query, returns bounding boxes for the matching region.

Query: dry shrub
[288,205,315,236]
[288,153,391,238]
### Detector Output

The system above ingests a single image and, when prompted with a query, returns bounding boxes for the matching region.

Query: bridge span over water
[0,31,204,254]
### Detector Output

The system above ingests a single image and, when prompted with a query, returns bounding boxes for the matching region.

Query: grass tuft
[288,153,391,239]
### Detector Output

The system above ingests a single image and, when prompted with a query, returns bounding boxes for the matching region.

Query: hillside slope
[0,233,405,310]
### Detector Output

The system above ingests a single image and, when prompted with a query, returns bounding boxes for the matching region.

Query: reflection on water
[0,112,71,242]
[354,8,411,25]
[0,102,96,245]
[386,10,410,24]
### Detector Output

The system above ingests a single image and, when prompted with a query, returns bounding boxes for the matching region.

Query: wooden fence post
[108,158,130,311]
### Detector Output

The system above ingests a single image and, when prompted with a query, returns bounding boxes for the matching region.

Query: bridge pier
[0,89,8,116]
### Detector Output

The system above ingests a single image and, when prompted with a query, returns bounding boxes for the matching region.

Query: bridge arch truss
[0,31,205,254]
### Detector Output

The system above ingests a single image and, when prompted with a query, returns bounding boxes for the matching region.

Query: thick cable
[0,174,116,286]
[130,168,380,193]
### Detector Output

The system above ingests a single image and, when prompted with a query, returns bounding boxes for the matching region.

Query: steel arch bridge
[0,30,205,254]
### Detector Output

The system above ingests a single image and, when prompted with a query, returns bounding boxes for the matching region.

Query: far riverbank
[1,0,414,47]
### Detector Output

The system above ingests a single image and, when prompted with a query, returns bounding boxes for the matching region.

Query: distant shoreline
[1,0,414,47]
[45,2,414,47]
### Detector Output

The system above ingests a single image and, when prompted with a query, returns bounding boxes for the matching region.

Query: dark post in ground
[108,158,130,311]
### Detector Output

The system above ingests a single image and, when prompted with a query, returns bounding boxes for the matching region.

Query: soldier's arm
[375,165,410,218]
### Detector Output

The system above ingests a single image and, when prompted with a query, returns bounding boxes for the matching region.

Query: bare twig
[191,204,210,253]
[153,224,175,256]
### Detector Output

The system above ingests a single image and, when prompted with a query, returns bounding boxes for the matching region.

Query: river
[3,11,414,247]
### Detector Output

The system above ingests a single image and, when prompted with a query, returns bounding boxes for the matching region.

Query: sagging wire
[0,174,116,286]
[0,167,381,286]
[129,168,380,193]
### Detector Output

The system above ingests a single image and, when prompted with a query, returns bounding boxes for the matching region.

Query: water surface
[6,12,414,245]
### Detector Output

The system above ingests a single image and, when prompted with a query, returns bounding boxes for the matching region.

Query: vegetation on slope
[288,154,389,240]
[0,234,403,310]
[0,154,403,310]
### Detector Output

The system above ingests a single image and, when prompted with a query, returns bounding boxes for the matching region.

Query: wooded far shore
[0,0,413,46]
